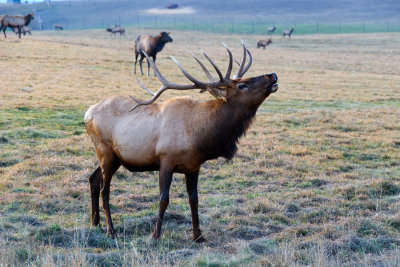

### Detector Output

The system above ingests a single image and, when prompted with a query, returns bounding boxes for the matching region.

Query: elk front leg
[100,154,120,239]
[153,163,173,239]
[185,171,206,242]
[152,55,157,76]
[146,57,151,77]
[89,166,102,227]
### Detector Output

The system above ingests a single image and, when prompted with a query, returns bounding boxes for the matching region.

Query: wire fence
[33,16,400,35]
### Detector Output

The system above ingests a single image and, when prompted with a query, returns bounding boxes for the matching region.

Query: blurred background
[1,0,399,34]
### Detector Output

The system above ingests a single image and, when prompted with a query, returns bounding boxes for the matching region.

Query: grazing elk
[283,28,294,38]
[257,39,272,49]
[0,13,34,39]
[85,41,279,241]
[106,25,125,37]
[134,32,173,76]
[268,26,276,34]
[54,24,63,30]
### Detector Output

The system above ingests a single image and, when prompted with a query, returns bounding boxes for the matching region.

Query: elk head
[159,31,173,43]
[130,40,278,111]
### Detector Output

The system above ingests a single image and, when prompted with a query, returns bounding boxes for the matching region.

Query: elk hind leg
[185,171,206,242]
[134,51,139,74]
[88,166,102,227]
[100,153,121,238]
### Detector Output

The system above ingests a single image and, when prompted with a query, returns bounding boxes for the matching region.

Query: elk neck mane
[192,99,258,161]
[153,36,167,52]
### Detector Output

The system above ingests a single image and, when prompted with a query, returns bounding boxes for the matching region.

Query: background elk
[257,39,272,49]
[268,26,276,34]
[85,41,278,241]
[0,13,34,38]
[134,31,173,76]
[283,27,295,38]
[106,25,125,37]
[54,24,63,30]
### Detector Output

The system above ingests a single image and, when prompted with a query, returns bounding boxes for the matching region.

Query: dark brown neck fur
[194,99,258,162]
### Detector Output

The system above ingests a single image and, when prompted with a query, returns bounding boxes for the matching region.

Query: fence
[33,16,400,35]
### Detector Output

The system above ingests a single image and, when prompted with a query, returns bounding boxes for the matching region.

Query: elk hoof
[193,235,206,243]
[107,229,118,239]
[152,232,161,240]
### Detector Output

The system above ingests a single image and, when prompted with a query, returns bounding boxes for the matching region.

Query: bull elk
[85,41,278,242]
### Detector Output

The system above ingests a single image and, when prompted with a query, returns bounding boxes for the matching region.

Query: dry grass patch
[1,29,400,266]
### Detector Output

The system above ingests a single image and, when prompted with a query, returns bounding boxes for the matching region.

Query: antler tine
[201,50,225,82]
[185,49,216,83]
[234,40,247,79]
[129,87,171,112]
[241,47,253,77]
[170,55,208,87]
[136,78,155,96]
[222,43,233,80]
[141,50,170,86]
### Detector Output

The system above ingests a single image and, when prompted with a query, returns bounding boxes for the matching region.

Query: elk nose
[268,73,278,83]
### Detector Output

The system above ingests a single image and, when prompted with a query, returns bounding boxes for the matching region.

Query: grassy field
[1,29,400,266]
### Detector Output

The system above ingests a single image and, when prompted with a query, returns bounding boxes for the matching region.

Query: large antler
[130,42,251,111]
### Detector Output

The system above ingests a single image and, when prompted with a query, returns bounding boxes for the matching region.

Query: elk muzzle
[266,73,278,93]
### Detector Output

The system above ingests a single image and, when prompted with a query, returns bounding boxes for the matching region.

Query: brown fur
[85,70,278,242]
[54,24,63,30]
[257,39,272,49]
[134,32,173,76]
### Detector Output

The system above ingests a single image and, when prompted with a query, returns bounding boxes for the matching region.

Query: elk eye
[238,84,248,90]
